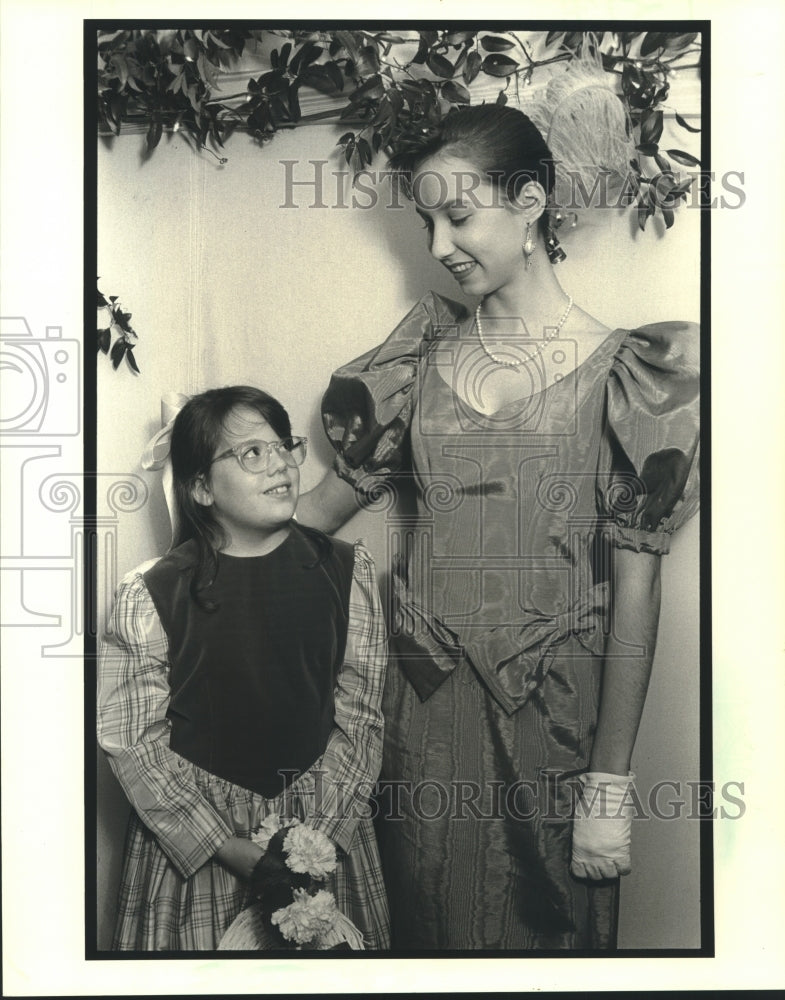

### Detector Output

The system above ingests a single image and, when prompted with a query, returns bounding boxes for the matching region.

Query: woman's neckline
[426,323,627,418]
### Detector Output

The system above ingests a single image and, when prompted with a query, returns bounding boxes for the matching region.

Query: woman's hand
[296,468,360,534]
[570,771,636,880]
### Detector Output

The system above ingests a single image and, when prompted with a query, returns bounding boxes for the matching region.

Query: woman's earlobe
[518,181,548,222]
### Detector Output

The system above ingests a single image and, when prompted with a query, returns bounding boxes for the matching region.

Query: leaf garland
[97,30,703,374]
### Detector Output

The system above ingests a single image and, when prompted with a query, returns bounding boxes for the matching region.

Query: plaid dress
[98,539,390,951]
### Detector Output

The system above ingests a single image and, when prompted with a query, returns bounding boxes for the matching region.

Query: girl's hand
[214,836,265,880]
[570,771,636,880]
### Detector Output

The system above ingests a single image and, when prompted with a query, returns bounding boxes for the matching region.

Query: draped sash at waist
[390,557,607,715]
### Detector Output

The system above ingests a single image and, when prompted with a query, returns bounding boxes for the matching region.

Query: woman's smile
[445,260,477,280]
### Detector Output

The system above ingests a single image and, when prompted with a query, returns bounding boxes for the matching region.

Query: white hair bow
[140,392,190,540]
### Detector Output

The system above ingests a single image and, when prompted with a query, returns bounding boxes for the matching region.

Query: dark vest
[143,526,355,798]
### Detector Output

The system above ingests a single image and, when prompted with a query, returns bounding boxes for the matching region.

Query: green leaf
[665,148,701,167]
[112,307,132,332]
[480,35,515,52]
[325,61,344,92]
[640,109,663,146]
[411,35,429,65]
[299,64,339,95]
[357,137,372,166]
[373,95,392,125]
[481,54,519,77]
[125,348,141,374]
[464,50,482,84]
[675,111,701,133]
[111,53,129,89]
[348,74,384,103]
[442,80,471,104]
[183,37,200,62]
[290,40,322,75]
[640,32,666,57]
[288,83,301,122]
[662,207,675,229]
[358,45,380,75]
[97,289,108,307]
[663,32,697,51]
[97,328,111,354]
[496,89,508,106]
[654,153,671,174]
[388,87,403,114]
[445,31,475,47]
[545,31,564,47]
[110,339,127,370]
[427,51,454,78]
[146,120,162,151]
[636,142,659,157]
[672,177,694,195]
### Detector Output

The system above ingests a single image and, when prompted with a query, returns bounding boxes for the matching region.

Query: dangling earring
[545,231,567,265]
[522,223,535,269]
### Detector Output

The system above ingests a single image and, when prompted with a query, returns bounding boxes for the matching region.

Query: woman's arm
[571,548,662,880]
[307,542,387,853]
[590,548,662,773]
[296,467,362,534]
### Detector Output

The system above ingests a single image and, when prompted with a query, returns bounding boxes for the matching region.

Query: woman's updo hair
[388,105,556,236]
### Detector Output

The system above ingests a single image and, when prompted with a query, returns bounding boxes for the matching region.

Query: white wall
[97,113,701,950]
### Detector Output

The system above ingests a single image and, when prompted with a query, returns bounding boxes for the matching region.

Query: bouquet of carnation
[218,816,365,951]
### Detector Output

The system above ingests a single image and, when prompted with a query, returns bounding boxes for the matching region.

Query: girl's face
[192,406,299,554]
[412,152,530,301]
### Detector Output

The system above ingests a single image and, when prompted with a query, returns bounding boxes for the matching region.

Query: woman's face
[411,152,529,300]
[193,406,299,552]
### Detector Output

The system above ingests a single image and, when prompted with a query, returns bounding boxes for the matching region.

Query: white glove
[570,771,636,880]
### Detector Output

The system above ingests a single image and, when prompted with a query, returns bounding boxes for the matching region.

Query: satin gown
[321,291,700,950]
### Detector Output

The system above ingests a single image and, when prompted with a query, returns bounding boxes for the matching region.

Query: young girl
[98,385,391,950]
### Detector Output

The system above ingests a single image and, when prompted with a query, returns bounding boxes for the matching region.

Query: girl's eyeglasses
[210,436,307,475]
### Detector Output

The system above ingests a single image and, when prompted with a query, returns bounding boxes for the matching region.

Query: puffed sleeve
[97,567,233,878]
[597,321,700,555]
[321,291,466,491]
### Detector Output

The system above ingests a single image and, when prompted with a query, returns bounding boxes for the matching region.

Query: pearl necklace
[475,295,574,368]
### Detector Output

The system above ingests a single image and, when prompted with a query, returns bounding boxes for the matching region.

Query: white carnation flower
[250,814,284,852]
[271,887,338,946]
[251,815,302,852]
[282,824,337,880]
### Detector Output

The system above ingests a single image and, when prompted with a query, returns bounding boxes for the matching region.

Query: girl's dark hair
[169,385,329,608]
[388,105,556,238]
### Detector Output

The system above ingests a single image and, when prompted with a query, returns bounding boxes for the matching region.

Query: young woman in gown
[296,105,699,950]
